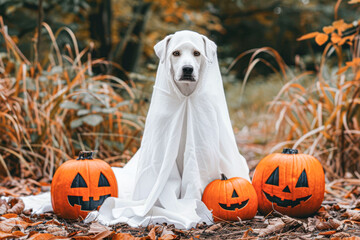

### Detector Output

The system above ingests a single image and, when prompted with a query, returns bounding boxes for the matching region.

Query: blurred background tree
[2,0,357,74]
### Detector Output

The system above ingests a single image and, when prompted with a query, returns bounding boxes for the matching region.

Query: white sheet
[21,30,249,229]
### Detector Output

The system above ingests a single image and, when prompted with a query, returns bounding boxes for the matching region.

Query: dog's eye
[172,51,180,57]
[194,51,200,56]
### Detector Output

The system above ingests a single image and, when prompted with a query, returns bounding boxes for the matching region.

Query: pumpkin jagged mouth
[218,199,249,211]
[262,190,311,208]
[67,194,111,211]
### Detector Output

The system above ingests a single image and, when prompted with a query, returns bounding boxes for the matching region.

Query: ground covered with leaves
[0,178,359,239]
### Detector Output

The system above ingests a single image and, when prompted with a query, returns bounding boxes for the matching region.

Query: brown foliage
[232,0,360,178]
[0,18,146,179]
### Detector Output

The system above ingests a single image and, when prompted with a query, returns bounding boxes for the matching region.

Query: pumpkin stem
[282,148,299,154]
[77,151,95,160]
[221,173,228,180]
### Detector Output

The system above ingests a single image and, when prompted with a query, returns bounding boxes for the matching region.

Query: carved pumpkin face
[252,148,325,217]
[202,174,258,222]
[51,151,118,219]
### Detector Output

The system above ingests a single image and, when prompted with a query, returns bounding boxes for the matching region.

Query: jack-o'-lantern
[252,148,325,217]
[202,174,258,222]
[51,151,118,219]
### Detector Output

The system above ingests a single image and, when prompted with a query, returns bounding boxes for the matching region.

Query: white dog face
[170,42,205,96]
[154,30,217,96]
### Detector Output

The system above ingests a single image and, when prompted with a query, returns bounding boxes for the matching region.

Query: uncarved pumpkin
[51,151,118,219]
[202,174,258,222]
[252,148,325,217]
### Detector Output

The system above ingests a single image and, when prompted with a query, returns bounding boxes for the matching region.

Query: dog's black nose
[182,65,193,75]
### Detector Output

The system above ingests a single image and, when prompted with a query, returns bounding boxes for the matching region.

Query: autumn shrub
[231,0,360,178]
[0,18,146,179]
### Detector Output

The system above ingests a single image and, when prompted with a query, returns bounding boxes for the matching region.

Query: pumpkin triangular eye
[231,189,239,198]
[71,173,88,188]
[98,172,110,187]
[295,169,308,187]
[265,166,279,186]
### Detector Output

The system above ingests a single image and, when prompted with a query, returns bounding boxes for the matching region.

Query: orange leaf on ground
[158,234,177,240]
[297,32,319,41]
[0,231,14,239]
[28,233,55,240]
[92,230,114,240]
[315,33,329,46]
[148,227,156,240]
[112,233,136,240]
[319,230,337,236]
[316,219,342,230]
[1,213,18,219]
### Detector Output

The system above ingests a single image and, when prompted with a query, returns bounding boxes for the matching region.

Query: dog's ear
[202,36,217,64]
[154,34,173,63]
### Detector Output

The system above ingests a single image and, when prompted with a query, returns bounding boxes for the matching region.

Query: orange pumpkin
[51,151,118,219]
[202,174,258,222]
[252,148,325,217]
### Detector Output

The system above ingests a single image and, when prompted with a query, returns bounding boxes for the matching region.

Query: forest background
[0,0,359,182]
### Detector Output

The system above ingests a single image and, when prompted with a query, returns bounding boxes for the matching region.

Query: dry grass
[0,18,147,179]
[228,11,360,178]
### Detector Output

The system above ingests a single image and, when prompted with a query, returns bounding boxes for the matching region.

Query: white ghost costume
[19,30,249,229]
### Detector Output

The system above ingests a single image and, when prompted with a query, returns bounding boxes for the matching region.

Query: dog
[85,30,250,229]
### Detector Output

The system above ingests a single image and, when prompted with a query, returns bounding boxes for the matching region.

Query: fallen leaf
[112,233,136,240]
[45,219,62,226]
[148,227,157,240]
[342,210,360,221]
[204,223,221,232]
[0,217,42,233]
[0,202,8,215]
[0,231,14,239]
[316,219,342,230]
[257,219,285,237]
[88,222,110,234]
[91,230,114,240]
[7,198,25,214]
[28,233,55,240]
[282,215,303,231]
[1,213,18,219]
[319,230,336,236]
[158,234,178,240]
[72,236,91,240]
[161,227,176,237]
[46,226,68,237]
[11,231,27,237]
[138,236,151,240]
[331,232,351,238]
[305,218,318,232]
[317,206,331,219]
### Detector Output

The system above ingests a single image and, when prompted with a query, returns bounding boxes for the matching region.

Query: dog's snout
[182,65,193,75]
